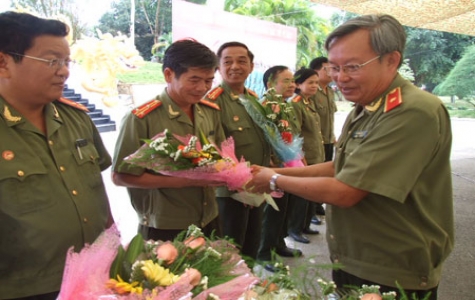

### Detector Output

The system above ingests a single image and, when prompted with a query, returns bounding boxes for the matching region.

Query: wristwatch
[269,174,283,192]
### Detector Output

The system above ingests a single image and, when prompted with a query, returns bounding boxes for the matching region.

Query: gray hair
[325,14,406,67]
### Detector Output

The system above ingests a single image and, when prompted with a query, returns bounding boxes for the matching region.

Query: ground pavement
[100,112,475,299]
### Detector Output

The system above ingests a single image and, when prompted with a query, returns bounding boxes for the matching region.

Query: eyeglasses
[324,55,381,76]
[8,52,72,69]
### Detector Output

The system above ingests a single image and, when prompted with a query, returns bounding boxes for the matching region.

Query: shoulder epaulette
[57,97,89,112]
[132,99,162,119]
[206,87,224,101]
[247,89,258,98]
[384,87,403,113]
[291,95,302,103]
[199,99,220,110]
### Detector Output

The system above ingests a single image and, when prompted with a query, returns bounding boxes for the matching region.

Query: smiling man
[248,14,453,299]
[204,42,271,261]
[0,12,113,299]
[112,39,225,242]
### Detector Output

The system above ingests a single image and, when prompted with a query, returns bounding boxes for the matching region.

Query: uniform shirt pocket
[0,156,51,215]
[72,142,103,189]
[226,121,253,147]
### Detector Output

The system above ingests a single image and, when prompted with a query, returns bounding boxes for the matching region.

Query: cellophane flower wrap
[59,224,260,300]
[123,129,251,191]
[239,88,304,168]
[122,129,279,209]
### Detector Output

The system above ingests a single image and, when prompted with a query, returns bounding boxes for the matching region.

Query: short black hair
[162,39,218,78]
[216,41,254,63]
[0,11,69,63]
[263,65,288,89]
[294,67,318,94]
[309,57,329,71]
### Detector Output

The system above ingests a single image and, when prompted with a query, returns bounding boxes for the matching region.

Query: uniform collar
[161,89,205,125]
[220,82,253,101]
[364,74,405,113]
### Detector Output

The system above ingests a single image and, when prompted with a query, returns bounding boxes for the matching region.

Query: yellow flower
[106,275,143,295]
[141,260,180,286]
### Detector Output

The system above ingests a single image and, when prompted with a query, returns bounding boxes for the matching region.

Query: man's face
[273,69,296,99]
[315,62,332,86]
[327,29,397,105]
[165,67,215,106]
[218,46,253,87]
[3,35,70,105]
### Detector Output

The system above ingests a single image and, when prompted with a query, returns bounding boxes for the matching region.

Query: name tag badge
[352,130,368,139]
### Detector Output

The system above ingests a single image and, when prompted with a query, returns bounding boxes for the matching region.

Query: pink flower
[360,293,382,300]
[182,268,202,286]
[184,236,205,250]
[271,104,281,114]
[155,242,178,265]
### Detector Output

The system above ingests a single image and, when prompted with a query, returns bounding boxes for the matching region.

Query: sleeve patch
[291,95,302,103]
[199,99,221,110]
[57,97,89,112]
[206,87,224,101]
[132,99,162,118]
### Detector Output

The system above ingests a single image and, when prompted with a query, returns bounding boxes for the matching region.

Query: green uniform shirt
[205,83,271,196]
[289,94,325,165]
[112,89,225,229]
[329,74,454,290]
[313,85,337,144]
[0,97,111,298]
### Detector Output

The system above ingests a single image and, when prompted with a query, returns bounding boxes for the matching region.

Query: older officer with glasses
[0,11,113,300]
[248,14,453,300]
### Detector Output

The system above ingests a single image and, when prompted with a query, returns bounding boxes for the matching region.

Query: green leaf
[109,245,126,279]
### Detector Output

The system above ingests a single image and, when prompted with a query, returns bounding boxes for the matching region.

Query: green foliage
[404,27,475,91]
[96,0,172,60]
[224,0,333,68]
[433,44,475,99]
[117,61,165,84]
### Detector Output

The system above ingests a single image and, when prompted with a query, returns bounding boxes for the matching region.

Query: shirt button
[48,140,54,146]
[203,202,207,206]
[201,222,205,227]
[17,170,25,177]
[72,190,78,195]
[83,218,88,223]
[330,234,335,239]
[238,127,243,131]
[59,166,66,172]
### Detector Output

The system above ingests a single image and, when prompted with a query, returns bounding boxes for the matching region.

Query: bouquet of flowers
[239,88,304,168]
[123,129,279,208]
[59,225,260,299]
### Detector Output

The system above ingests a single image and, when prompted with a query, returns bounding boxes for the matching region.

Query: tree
[433,45,475,101]
[224,0,333,68]
[404,28,475,91]
[12,0,88,41]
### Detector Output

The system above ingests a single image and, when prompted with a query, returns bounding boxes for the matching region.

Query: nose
[56,64,70,80]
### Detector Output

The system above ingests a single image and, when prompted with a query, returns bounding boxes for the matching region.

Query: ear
[386,51,402,71]
[163,67,174,83]
[0,52,12,78]
[249,62,254,73]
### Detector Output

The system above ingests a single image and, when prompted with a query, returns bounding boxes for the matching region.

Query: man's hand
[246,165,276,194]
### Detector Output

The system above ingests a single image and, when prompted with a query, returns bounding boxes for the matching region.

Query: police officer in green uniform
[287,68,324,244]
[112,40,225,242]
[310,56,338,162]
[0,12,113,300]
[257,65,302,266]
[248,14,452,300]
[204,42,270,260]
[309,56,338,222]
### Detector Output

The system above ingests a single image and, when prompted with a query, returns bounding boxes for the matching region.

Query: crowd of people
[0,10,453,300]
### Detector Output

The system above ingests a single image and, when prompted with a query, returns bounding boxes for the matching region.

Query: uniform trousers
[217,197,264,260]
[138,217,221,242]
[257,193,290,262]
